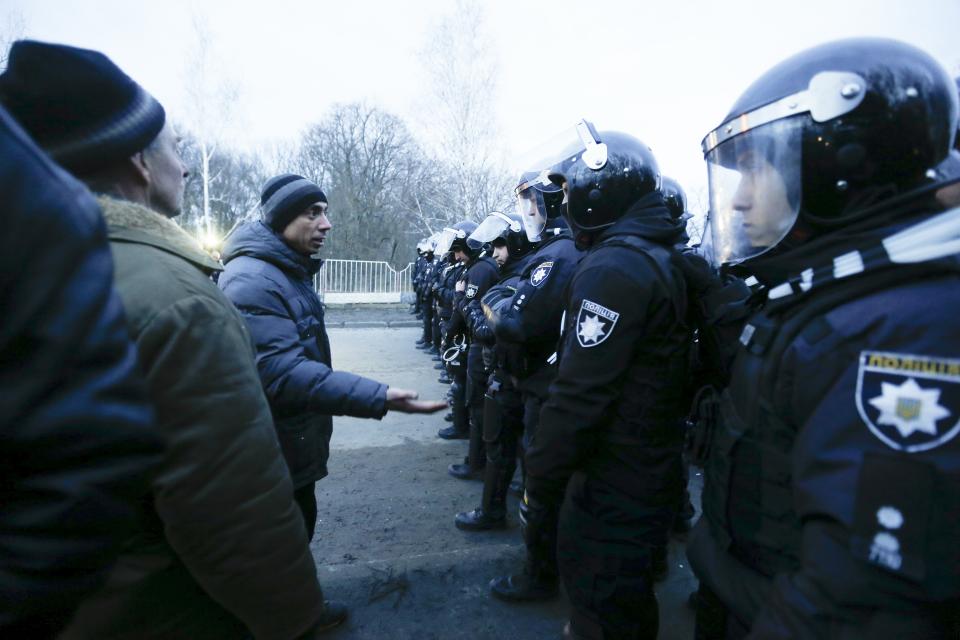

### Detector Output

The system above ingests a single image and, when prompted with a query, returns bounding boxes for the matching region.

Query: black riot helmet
[434,220,478,258]
[703,37,959,266]
[660,176,689,222]
[546,121,661,241]
[468,210,536,260]
[515,170,565,242]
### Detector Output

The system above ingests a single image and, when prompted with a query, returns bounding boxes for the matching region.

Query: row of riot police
[411,37,960,640]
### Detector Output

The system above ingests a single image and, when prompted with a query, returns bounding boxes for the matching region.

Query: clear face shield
[515,171,552,242]
[514,119,607,238]
[701,70,869,266]
[469,211,518,245]
[433,228,457,256]
[705,118,803,265]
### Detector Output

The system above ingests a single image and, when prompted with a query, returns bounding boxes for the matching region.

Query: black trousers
[293,482,318,542]
[558,473,669,640]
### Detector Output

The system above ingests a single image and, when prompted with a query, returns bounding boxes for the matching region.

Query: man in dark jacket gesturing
[220,174,445,541]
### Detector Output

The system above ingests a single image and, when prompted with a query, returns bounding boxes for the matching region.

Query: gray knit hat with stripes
[0,40,166,174]
[260,174,327,231]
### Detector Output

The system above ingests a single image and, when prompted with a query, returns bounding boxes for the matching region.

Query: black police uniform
[430,258,445,351]
[481,227,582,594]
[497,228,583,450]
[525,202,692,639]
[462,252,534,524]
[412,253,426,314]
[688,211,960,639]
[418,255,435,346]
[449,254,500,474]
[438,260,470,437]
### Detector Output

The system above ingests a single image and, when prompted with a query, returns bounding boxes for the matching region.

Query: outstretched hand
[385,387,447,414]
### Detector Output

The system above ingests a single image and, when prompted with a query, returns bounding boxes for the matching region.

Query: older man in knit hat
[219,175,446,541]
[0,40,345,638]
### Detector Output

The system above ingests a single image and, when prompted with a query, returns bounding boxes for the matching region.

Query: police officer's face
[282,201,332,255]
[732,152,793,248]
[519,193,544,230]
[492,243,509,266]
[454,248,468,262]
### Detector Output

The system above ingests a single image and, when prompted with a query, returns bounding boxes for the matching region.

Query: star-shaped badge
[868,377,950,439]
[578,314,606,344]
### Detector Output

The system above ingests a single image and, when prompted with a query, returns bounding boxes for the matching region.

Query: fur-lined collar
[98,196,221,272]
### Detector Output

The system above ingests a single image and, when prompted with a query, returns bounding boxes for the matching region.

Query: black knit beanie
[0,40,166,174]
[260,174,327,231]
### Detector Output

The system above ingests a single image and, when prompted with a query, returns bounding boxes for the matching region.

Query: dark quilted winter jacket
[220,221,387,487]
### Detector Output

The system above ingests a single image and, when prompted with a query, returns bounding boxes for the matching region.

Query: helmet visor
[516,189,548,243]
[706,117,803,266]
[469,212,516,245]
[433,228,458,256]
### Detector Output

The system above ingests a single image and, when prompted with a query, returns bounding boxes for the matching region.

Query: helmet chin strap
[766,204,960,301]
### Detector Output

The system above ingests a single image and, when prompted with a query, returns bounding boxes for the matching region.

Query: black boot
[437,373,452,384]
[489,570,558,602]
[454,507,506,531]
[314,600,349,633]
[443,412,454,422]
[439,394,468,439]
[455,462,509,530]
[449,411,485,479]
[448,457,484,479]
[438,425,468,439]
[491,491,559,603]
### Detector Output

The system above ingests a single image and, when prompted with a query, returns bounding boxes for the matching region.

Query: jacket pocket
[274,414,328,486]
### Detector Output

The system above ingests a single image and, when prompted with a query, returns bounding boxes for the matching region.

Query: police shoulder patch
[530,261,554,287]
[576,299,620,348]
[856,350,960,453]
[466,284,478,299]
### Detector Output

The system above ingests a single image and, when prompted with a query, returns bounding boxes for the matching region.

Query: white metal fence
[314,259,414,304]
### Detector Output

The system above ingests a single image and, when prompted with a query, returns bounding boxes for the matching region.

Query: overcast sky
[6,0,959,207]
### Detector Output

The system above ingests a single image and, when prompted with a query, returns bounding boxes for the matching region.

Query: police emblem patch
[576,299,619,348]
[466,284,478,299]
[855,351,960,453]
[530,262,554,287]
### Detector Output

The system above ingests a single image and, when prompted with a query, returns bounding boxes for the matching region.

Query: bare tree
[292,102,446,266]
[685,185,710,246]
[181,14,240,247]
[415,0,514,223]
[178,127,267,251]
[0,10,27,72]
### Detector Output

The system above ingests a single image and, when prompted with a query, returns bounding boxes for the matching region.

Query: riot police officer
[412,240,427,316]
[688,38,960,638]
[446,222,500,479]
[435,221,478,442]
[415,241,436,351]
[487,170,583,602]
[523,122,693,638]
[455,211,537,530]
[434,250,461,386]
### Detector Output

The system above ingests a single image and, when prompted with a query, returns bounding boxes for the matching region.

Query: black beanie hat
[261,174,327,231]
[0,40,166,174]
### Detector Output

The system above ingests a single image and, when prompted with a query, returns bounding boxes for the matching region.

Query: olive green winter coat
[59,197,324,640]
